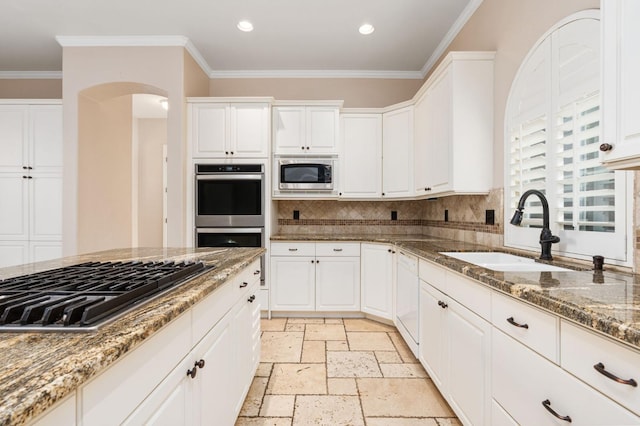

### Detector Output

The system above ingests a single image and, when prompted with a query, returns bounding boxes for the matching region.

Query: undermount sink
[439,252,571,272]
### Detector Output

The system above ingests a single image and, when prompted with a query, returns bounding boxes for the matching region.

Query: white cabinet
[395,251,419,356]
[493,329,638,425]
[360,243,394,320]
[270,241,360,311]
[273,104,340,154]
[189,100,270,158]
[28,394,75,426]
[600,0,640,169]
[0,102,62,268]
[418,265,491,426]
[339,113,382,198]
[413,52,494,197]
[382,106,414,198]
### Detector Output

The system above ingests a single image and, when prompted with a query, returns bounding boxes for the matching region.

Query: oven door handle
[196,228,263,234]
[196,175,262,181]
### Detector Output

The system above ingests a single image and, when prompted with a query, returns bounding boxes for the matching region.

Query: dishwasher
[395,251,419,357]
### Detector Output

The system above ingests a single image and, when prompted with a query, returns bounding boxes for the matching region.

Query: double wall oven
[195,164,265,284]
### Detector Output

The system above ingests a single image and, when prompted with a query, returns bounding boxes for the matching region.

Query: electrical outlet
[486,209,495,225]
[293,210,300,220]
[391,211,398,221]
[444,210,449,222]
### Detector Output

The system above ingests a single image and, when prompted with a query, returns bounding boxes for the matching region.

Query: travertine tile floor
[236,317,460,426]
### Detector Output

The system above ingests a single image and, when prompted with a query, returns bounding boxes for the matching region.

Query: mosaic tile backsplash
[276,189,503,246]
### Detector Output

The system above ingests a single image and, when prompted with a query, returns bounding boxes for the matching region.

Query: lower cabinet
[77,260,261,426]
[270,242,360,311]
[360,243,395,320]
[419,280,491,426]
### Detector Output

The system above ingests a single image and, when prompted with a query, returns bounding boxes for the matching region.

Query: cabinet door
[270,256,315,310]
[231,293,253,416]
[413,94,430,194]
[340,114,382,198]
[423,69,451,195]
[30,394,76,426]
[0,174,28,240]
[30,105,63,172]
[360,243,394,319]
[273,107,305,154]
[0,105,27,173]
[306,107,339,153]
[191,103,229,157]
[0,241,28,268]
[30,241,62,263]
[601,0,640,168]
[30,174,62,241]
[231,104,269,158]
[447,299,491,426]
[419,282,447,390]
[315,256,360,311]
[382,107,414,198]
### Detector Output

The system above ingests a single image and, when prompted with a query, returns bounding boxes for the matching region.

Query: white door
[231,104,269,157]
[0,241,28,268]
[0,105,27,173]
[413,94,430,194]
[270,256,315,310]
[191,103,228,157]
[30,104,63,172]
[29,174,62,241]
[306,107,339,153]
[30,241,62,263]
[340,114,382,198]
[396,252,419,354]
[0,174,29,240]
[419,283,447,390]
[273,107,305,154]
[424,69,452,194]
[360,243,394,319]
[382,107,414,197]
[315,256,360,311]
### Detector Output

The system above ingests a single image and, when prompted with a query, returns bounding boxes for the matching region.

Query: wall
[136,118,167,247]
[77,95,132,253]
[210,78,423,108]
[0,79,62,99]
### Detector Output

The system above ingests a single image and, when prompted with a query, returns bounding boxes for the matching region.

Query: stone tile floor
[235,317,460,426]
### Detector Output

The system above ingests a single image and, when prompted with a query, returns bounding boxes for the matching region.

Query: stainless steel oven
[195,164,264,227]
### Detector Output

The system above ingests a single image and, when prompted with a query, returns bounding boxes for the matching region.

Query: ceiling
[0,0,480,79]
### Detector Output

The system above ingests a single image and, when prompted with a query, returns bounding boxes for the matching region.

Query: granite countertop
[272,234,640,351]
[0,247,264,426]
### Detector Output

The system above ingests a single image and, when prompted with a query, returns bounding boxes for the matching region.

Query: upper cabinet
[383,106,414,198]
[339,113,382,198]
[189,99,271,159]
[600,0,640,169]
[273,102,341,155]
[413,52,494,197]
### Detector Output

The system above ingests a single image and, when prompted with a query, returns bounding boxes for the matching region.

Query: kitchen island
[0,247,264,426]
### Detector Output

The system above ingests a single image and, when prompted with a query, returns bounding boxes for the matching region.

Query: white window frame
[504,10,633,266]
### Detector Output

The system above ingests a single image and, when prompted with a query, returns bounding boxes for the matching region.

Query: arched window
[504,10,631,264]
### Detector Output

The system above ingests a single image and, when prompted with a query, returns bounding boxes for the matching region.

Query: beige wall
[78,95,133,253]
[136,118,167,247]
[62,46,188,255]
[210,78,423,108]
[183,51,210,98]
[0,79,62,99]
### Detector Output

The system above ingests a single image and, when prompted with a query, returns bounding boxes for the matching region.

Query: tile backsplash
[276,189,503,246]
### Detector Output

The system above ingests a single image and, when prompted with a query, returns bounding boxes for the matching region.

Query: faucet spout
[510,189,560,260]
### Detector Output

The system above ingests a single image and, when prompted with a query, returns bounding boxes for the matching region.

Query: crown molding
[420,0,484,78]
[0,71,62,79]
[55,35,190,47]
[209,69,424,79]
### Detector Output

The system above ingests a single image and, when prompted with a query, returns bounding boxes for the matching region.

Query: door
[315,256,360,311]
[230,104,269,157]
[396,252,419,352]
[340,114,382,198]
[273,107,305,154]
[30,174,62,241]
[191,103,228,157]
[0,174,28,240]
[270,256,315,310]
[419,283,446,390]
[306,107,339,153]
[361,243,394,319]
[383,107,414,197]
[424,69,452,194]
[30,104,63,173]
[0,105,27,173]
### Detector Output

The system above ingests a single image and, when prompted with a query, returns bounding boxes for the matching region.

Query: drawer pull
[542,399,572,423]
[333,248,343,252]
[254,270,261,275]
[506,317,529,329]
[239,282,248,288]
[593,362,638,387]
[288,248,298,252]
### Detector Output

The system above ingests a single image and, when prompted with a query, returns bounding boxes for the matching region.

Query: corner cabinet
[0,101,63,268]
[339,113,382,198]
[413,52,494,197]
[188,98,272,159]
[272,103,342,155]
[600,0,640,169]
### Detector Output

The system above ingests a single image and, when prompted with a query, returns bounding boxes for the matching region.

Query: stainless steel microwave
[277,158,335,191]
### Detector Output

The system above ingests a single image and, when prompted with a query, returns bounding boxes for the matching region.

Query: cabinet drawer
[492,329,639,425]
[418,258,446,291]
[561,320,640,416]
[271,242,315,256]
[446,271,491,321]
[315,242,360,257]
[492,291,558,362]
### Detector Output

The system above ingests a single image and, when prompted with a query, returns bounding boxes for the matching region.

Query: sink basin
[439,252,570,272]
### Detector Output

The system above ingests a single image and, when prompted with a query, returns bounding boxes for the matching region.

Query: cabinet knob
[301,146,305,150]
[382,193,385,196]
[254,270,261,275]
[248,295,256,303]
[306,146,310,150]
[22,175,28,179]
[230,151,234,155]
[239,282,248,288]
[187,359,205,379]
[28,166,33,170]
[599,143,613,152]
[22,166,28,170]
[225,151,229,155]
[437,300,448,309]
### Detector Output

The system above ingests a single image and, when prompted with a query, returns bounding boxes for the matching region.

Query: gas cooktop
[0,260,210,332]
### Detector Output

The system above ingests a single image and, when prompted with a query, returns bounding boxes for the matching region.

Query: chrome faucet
[510,189,560,260]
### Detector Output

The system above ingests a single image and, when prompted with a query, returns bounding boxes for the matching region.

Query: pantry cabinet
[360,243,395,320]
[0,101,62,268]
[339,113,382,198]
[273,103,341,154]
[189,99,271,158]
[270,242,360,311]
[413,52,494,197]
[600,0,640,169]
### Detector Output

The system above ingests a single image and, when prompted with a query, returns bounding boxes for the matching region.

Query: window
[505,11,630,264]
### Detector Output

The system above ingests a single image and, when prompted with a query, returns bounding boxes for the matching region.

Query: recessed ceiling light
[359,23,375,35]
[237,20,254,32]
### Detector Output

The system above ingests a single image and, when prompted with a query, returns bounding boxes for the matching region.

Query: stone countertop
[272,234,640,351]
[0,247,264,426]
